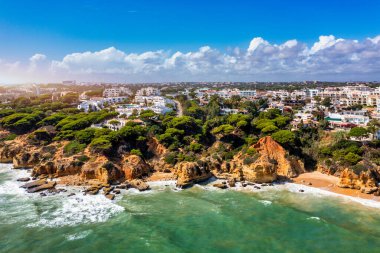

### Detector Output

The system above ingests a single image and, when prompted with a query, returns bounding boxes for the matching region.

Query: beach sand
[293,171,380,201]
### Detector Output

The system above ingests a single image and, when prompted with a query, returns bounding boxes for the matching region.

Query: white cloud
[28,53,47,72]
[310,35,345,54]
[2,34,380,83]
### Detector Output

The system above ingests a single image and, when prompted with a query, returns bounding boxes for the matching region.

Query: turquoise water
[1,163,380,253]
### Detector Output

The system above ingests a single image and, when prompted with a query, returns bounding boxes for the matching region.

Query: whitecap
[65,230,92,241]
[28,194,124,228]
[258,200,272,206]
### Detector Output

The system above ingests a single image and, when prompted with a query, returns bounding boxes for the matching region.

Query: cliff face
[0,134,305,187]
[0,141,21,163]
[147,137,173,172]
[224,136,304,183]
[175,161,213,187]
[122,155,151,180]
[338,168,379,194]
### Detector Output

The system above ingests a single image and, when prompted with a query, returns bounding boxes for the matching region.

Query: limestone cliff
[175,161,213,187]
[226,136,305,183]
[122,155,151,180]
[147,137,173,172]
[338,168,379,194]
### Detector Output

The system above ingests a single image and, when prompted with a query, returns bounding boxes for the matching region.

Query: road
[174,100,183,117]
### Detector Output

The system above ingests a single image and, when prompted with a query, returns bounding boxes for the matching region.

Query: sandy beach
[293,171,380,201]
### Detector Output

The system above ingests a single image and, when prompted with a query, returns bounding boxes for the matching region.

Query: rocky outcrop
[128,179,150,191]
[0,141,21,163]
[122,155,151,180]
[338,168,379,194]
[147,137,174,172]
[252,136,304,178]
[175,161,213,187]
[13,150,41,169]
[81,156,123,183]
[225,136,305,183]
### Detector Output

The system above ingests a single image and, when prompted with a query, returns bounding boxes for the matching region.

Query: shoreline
[5,164,380,207]
[292,171,380,202]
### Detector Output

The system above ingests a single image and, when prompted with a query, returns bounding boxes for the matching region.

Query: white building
[134,95,174,107]
[135,87,161,96]
[325,111,370,126]
[103,87,132,98]
[116,104,173,117]
[78,96,129,112]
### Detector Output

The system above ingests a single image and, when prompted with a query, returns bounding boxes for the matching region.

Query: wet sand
[293,171,380,201]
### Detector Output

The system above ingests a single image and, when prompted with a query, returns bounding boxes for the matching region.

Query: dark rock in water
[67,193,76,197]
[213,183,228,189]
[105,194,115,200]
[21,179,46,189]
[103,187,114,195]
[128,179,150,191]
[299,189,304,192]
[17,177,30,182]
[88,189,100,195]
[227,178,236,187]
[254,186,261,190]
[113,189,121,194]
[222,181,227,185]
[242,183,247,187]
[40,193,47,197]
[48,188,60,194]
[59,189,67,192]
[27,182,56,193]
[268,183,274,186]
[262,183,268,187]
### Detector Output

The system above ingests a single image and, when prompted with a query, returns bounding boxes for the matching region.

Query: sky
[0,0,380,83]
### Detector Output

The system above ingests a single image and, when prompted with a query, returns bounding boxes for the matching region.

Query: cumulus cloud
[28,53,47,72]
[2,35,380,83]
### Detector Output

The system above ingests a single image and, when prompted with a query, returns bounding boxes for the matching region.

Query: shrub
[130,149,143,157]
[211,124,234,135]
[64,141,86,156]
[344,152,362,165]
[90,137,112,153]
[189,142,203,153]
[271,130,295,144]
[164,152,177,165]
[351,164,367,175]
[261,124,278,133]
[246,147,257,156]
[75,128,96,144]
[348,127,368,139]
[0,133,17,141]
[76,155,90,162]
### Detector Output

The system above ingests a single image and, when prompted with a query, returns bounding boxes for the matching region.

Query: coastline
[292,171,380,202]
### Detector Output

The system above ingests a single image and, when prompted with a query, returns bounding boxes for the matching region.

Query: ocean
[1,163,380,253]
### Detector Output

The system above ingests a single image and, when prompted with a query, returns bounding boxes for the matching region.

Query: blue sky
[0,0,380,83]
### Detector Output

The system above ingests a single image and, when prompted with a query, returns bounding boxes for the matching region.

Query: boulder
[21,179,46,189]
[122,155,151,180]
[27,181,56,193]
[175,161,213,188]
[17,177,30,182]
[213,183,228,189]
[128,179,150,191]
[105,194,115,200]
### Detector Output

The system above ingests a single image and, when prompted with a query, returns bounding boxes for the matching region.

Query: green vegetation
[64,141,86,156]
